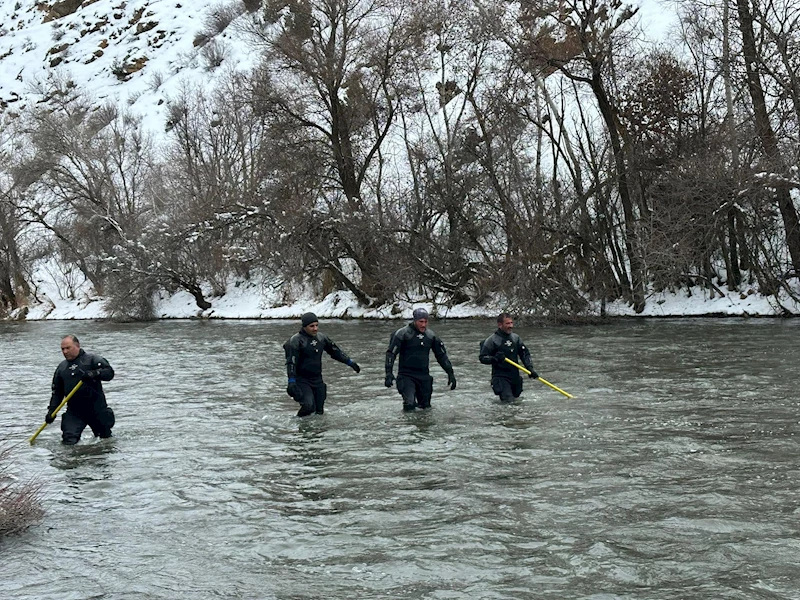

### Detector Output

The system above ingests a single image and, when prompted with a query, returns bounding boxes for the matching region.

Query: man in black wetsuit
[283,312,361,416]
[46,334,115,444]
[479,312,538,403]
[384,308,456,411]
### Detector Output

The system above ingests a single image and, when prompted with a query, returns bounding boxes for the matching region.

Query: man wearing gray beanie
[384,307,456,411]
[283,313,360,416]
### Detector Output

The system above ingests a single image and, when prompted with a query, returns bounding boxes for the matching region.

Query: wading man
[479,313,537,403]
[385,308,456,411]
[283,312,361,417]
[46,335,115,444]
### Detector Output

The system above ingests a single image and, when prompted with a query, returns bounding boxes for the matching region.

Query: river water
[1,318,798,599]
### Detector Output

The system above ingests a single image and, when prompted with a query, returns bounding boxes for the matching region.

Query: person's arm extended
[432,335,456,389]
[323,335,360,372]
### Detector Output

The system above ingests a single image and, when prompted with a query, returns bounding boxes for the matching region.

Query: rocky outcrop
[43,0,84,21]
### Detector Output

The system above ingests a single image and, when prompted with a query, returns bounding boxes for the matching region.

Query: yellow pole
[29,380,84,445]
[504,357,574,399]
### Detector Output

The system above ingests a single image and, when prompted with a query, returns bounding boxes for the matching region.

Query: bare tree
[735,0,800,276]
[0,120,33,315]
[242,0,430,304]
[14,82,155,301]
[513,0,647,311]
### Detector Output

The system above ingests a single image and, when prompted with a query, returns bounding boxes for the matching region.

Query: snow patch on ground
[14,276,800,321]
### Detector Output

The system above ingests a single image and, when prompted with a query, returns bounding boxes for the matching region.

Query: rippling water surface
[1,318,798,599]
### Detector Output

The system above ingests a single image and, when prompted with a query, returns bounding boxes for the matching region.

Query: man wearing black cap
[479,312,537,403]
[384,307,456,411]
[283,312,361,416]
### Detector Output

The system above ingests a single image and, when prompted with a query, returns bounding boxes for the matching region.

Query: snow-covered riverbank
[14,278,800,321]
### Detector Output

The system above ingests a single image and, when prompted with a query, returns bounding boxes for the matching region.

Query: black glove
[44,409,55,424]
[349,360,361,374]
[492,352,506,365]
[287,382,300,399]
[447,371,457,390]
[528,369,539,379]
[82,369,100,381]
[384,374,395,388]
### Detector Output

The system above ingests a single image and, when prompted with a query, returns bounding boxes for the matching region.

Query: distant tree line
[1,0,799,320]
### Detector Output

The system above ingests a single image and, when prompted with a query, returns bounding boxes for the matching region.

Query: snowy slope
[0,0,253,132]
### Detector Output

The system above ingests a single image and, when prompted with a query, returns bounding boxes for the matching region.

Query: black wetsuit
[385,323,454,410]
[479,329,535,402]
[48,349,115,444]
[284,329,353,416]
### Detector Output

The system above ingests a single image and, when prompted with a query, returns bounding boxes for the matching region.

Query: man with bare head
[46,335,115,444]
[479,313,537,403]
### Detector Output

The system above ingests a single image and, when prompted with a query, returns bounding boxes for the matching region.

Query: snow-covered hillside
[0,0,254,132]
[0,0,678,132]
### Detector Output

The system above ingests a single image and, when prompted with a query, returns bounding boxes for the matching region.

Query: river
[1,318,798,599]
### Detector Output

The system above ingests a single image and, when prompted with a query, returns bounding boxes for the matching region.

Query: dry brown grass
[0,445,44,536]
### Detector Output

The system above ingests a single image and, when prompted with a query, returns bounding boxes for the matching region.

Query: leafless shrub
[204,2,244,36]
[0,445,44,536]
[126,89,144,105]
[193,31,211,48]
[147,69,165,92]
[200,40,229,70]
[110,58,127,81]
[194,2,244,47]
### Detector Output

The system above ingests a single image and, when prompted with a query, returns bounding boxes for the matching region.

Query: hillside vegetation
[1,0,799,320]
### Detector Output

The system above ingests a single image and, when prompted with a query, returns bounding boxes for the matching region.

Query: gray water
[1,318,798,599]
